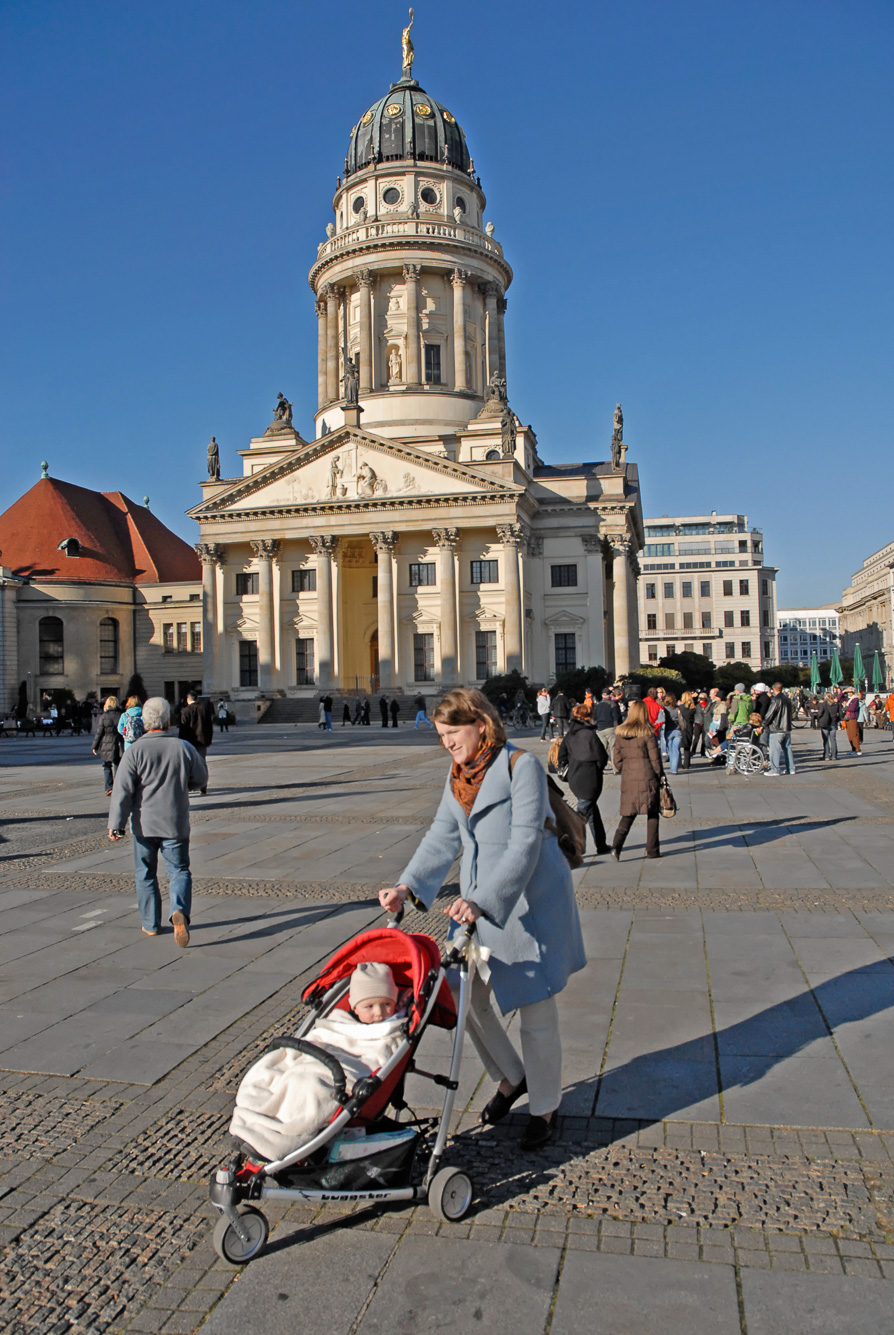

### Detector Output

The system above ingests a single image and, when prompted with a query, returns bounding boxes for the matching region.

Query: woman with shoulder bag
[678,692,696,770]
[378,689,586,1151]
[558,704,611,855]
[611,701,664,860]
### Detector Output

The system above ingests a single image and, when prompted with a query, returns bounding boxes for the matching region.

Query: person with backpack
[378,688,585,1151]
[558,703,611,855]
[117,696,145,752]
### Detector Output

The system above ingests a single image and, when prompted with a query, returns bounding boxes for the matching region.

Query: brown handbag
[659,775,677,818]
[510,750,587,868]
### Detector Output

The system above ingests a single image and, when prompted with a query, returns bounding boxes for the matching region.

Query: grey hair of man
[142,697,171,731]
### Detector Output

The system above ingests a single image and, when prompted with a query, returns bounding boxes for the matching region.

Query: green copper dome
[346,77,472,177]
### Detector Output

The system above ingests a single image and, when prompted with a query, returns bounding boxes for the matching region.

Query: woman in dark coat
[678,691,696,770]
[611,700,664,860]
[92,695,122,794]
[558,704,610,855]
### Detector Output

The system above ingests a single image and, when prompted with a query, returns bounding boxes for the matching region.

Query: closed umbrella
[809,651,821,695]
[872,650,885,692]
[830,648,843,688]
[853,643,865,691]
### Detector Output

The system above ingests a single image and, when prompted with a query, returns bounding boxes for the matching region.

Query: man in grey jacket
[108,697,207,945]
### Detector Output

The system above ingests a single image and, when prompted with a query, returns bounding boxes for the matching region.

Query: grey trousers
[463,971,562,1117]
[596,726,616,768]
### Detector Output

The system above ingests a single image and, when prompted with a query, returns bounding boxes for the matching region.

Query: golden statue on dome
[401,8,415,76]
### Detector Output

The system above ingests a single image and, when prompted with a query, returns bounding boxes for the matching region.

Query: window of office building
[236,573,259,595]
[475,630,497,678]
[683,611,693,629]
[99,617,119,675]
[702,643,713,658]
[550,564,578,587]
[191,623,202,653]
[741,642,752,658]
[700,580,711,597]
[762,610,769,626]
[647,613,657,630]
[409,562,436,586]
[722,580,733,595]
[739,579,750,596]
[162,623,174,652]
[702,611,712,628]
[39,616,64,675]
[648,645,658,661]
[665,613,675,630]
[645,583,656,599]
[644,543,675,556]
[681,581,692,598]
[292,569,316,593]
[239,641,258,687]
[763,641,771,658]
[296,638,314,684]
[414,632,435,681]
[555,633,577,673]
[665,644,676,657]
[176,623,188,652]
[471,560,498,585]
[740,610,751,627]
[739,540,748,552]
[762,579,769,596]
[663,581,674,598]
[724,610,735,628]
[725,642,735,658]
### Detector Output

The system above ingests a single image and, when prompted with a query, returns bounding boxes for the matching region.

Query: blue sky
[2,0,891,607]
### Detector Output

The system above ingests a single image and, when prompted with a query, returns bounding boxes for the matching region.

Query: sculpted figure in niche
[388,347,402,381]
[357,461,379,497]
[342,355,359,405]
[501,408,516,457]
[326,455,342,498]
[206,436,220,480]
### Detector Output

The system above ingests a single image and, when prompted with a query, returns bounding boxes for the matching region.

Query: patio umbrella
[853,643,865,691]
[809,651,821,695]
[872,650,885,692]
[830,648,843,688]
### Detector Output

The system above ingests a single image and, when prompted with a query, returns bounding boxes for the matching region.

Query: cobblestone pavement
[2,724,894,1332]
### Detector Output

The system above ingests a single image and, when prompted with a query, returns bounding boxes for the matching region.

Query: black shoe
[520,1114,554,1150]
[596,846,612,856]
[646,853,662,859]
[480,1077,527,1125]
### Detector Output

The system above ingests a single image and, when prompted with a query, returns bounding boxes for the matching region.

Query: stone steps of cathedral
[260,693,406,725]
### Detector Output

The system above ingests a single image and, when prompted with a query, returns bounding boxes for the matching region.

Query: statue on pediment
[206,436,220,480]
[266,392,294,435]
[611,402,626,471]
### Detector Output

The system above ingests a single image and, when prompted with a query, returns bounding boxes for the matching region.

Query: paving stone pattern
[3,724,894,1332]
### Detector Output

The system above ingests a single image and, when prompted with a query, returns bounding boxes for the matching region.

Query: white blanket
[229,1010,407,1163]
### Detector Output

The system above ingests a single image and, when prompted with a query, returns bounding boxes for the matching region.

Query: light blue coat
[399,745,586,1012]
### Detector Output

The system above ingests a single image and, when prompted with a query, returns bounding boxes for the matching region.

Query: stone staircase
[260,693,406,725]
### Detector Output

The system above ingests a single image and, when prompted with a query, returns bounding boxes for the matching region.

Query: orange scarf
[449,741,503,816]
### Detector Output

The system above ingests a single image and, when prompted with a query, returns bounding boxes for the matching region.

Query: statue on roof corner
[265,392,294,435]
[206,435,220,481]
[484,371,507,404]
[402,8,415,76]
[611,402,625,471]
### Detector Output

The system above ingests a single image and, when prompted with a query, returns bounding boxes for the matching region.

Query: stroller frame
[209,913,477,1263]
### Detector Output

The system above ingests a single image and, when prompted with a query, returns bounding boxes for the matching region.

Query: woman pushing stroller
[379,688,586,1150]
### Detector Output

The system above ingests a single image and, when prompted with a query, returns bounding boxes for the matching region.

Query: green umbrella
[872,650,885,692]
[830,647,843,687]
[809,650,821,695]
[853,643,865,691]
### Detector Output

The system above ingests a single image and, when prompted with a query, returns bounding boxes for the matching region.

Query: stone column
[433,528,459,682]
[497,523,525,672]
[357,270,373,393]
[309,535,338,688]
[451,269,468,391]
[315,297,328,408]
[581,535,607,671]
[497,295,507,379]
[250,540,280,692]
[403,264,421,386]
[611,535,633,678]
[627,553,641,671]
[195,543,225,693]
[371,531,398,687]
[325,285,340,404]
[483,282,500,383]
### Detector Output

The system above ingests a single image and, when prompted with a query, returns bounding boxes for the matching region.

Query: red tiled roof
[0,477,201,585]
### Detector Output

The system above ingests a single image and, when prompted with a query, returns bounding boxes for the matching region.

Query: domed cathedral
[189,17,643,702]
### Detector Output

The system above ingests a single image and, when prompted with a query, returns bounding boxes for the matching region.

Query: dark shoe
[480,1077,527,1125]
[646,853,662,859]
[520,1114,554,1150]
[596,846,612,856]
[171,911,190,948]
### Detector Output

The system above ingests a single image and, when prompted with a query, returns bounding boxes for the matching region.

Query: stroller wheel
[428,1166,474,1222]
[213,1205,270,1264]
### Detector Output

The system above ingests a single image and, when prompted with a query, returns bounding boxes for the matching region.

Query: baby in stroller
[229,962,407,1162]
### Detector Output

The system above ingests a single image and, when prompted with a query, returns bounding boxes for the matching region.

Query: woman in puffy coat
[92,695,122,794]
[558,703,610,855]
[611,701,664,861]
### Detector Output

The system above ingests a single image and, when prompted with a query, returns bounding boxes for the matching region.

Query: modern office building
[838,541,894,687]
[776,607,840,665]
[637,513,778,670]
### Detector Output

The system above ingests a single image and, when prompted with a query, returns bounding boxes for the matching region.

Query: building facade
[637,513,778,669]
[0,473,202,713]
[838,541,894,686]
[776,607,840,665]
[190,36,643,699]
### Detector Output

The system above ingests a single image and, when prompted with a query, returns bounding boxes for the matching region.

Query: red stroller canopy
[302,928,456,1030]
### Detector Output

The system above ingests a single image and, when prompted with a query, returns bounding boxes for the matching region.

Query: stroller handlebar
[265,1038,348,1103]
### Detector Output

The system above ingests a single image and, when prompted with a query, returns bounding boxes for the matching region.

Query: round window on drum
[382,187,401,205]
[352,196,366,214]
[420,186,438,206]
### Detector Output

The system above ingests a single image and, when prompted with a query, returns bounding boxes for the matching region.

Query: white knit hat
[349,961,398,1009]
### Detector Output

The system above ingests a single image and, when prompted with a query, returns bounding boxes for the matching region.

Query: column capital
[432,527,459,549]
[527,535,544,558]
[481,280,501,300]
[250,539,281,561]
[320,282,333,301]
[497,523,526,548]
[195,542,227,566]
[497,296,508,313]
[309,535,339,556]
[451,267,470,287]
[315,298,327,318]
[608,533,633,556]
[581,535,602,555]
[370,530,399,555]
[357,269,373,289]
[402,263,420,282]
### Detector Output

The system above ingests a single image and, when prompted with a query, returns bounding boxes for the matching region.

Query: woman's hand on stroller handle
[379,885,410,914]
[445,896,481,926]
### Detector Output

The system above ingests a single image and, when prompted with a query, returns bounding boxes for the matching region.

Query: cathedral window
[554,633,576,673]
[191,623,202,653]
[162,623,174,652]
[352,196,366,214]
[409,562,436,586]
[39,616,64,675]
[292,569,317,593]
[237,573,259,595]
[296,639,315,685]
[382,186,401,205]
[550,565,577,587]
[475,630,497,679]
[240,642,258,687]
[420,186,438,205]
[424,344,442,384]
[99,618,119,674]
[413,633,435,681]
[471,560,498,585]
